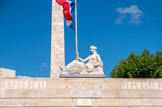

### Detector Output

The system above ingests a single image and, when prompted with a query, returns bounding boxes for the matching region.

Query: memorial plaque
[77,99,92,106]
[71,88,100,98]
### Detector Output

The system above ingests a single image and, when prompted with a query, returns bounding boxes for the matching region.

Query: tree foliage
[110,49,162,78]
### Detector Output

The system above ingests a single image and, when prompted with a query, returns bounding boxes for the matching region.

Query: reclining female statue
[60,46,103,74]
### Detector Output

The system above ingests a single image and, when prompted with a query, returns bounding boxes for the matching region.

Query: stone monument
[0,0,161,108]
[0,78,162,107]
[50,0,65,78]
[50,0,105,78]
[60,46,105,78]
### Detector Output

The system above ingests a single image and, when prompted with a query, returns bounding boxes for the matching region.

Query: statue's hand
[76,56,80,61]
[76,52,79,56]
[76,52,80,61]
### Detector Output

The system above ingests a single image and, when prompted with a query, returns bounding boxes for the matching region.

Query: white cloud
[115,5,143,25]
[16,76,31,78]
[38,62,49,71]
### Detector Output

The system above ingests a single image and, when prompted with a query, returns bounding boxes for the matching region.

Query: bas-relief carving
[121,81,162,90]
[60,46,104,75]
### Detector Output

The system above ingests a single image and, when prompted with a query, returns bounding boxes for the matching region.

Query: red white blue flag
[56,0,75,31]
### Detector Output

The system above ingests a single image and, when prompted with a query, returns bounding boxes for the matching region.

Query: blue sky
[0,0,162,78]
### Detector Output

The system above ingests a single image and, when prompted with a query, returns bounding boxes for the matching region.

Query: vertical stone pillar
[50,0,65,78]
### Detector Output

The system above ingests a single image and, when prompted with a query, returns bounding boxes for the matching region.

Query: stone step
[0,89,162,98]
[0,99,162,107]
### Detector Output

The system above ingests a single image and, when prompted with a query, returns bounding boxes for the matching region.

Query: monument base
[0,78,162,107]
[60,74,105,78]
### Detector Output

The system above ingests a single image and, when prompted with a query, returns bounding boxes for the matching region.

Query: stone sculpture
[60,46,104,75]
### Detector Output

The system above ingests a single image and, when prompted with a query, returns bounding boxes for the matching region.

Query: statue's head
[90,46,97,53]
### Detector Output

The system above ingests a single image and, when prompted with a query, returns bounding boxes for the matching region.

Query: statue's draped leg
[64,60,87,74]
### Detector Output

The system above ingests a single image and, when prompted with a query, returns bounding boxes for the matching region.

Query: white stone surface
[71,88,100,98]
[0,68,16,78]
[0,78,162,107]
[77,99,92,106]
[50,0,65,78]
[61,46,104,76]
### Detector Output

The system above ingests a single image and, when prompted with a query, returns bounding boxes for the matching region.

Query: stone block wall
[0,78,162,108]
[0,68,16,78]
[51,0,65,78]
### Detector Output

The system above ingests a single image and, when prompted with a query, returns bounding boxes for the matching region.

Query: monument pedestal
[60,72,105,78]
[60,70,105,78]
[60,74,105,78]
[0,78,162,108]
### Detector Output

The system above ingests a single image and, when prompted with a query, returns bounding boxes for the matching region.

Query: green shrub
[110,49,162,78]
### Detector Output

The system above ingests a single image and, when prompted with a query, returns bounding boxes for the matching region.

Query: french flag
[56,0,75,31]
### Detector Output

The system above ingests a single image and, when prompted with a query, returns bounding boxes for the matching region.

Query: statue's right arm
[79,57,89,63]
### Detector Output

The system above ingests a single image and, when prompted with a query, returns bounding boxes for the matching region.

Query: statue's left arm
[94,54,103,67]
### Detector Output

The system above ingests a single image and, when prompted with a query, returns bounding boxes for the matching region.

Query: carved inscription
[67,82,94,88]
[71,89,100,98]
[0,102,39,106]
[0,81,46,89]
[77,99,92,106]
[24,102,39,106]
[121,81,162,90]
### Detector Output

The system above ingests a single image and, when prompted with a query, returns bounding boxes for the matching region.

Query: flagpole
[75,0,78,60]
